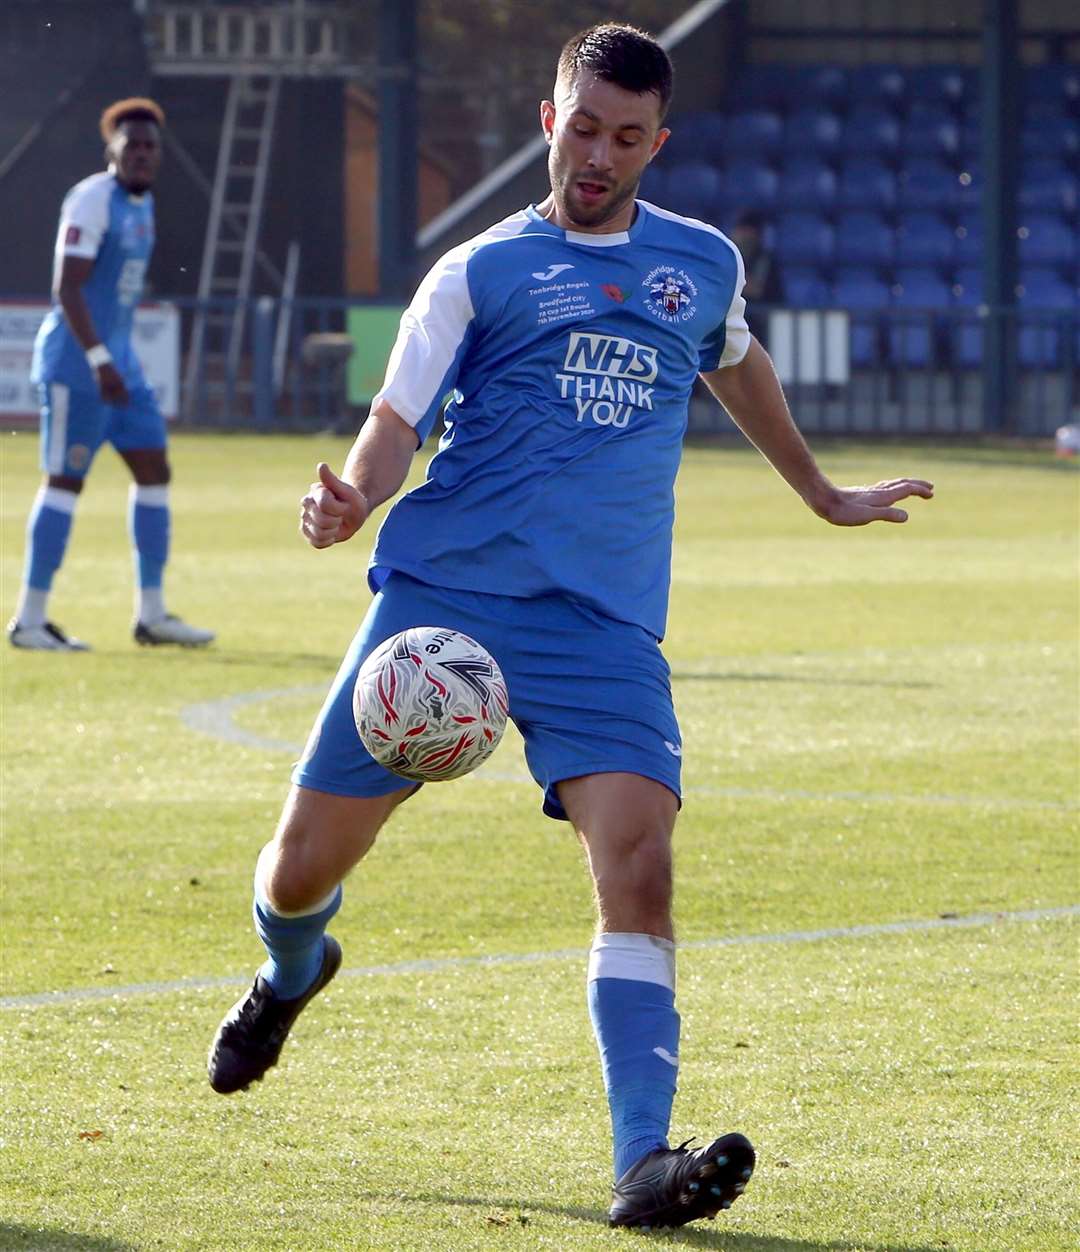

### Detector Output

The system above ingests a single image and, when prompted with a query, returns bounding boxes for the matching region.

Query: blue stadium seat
[1025,99,1070,124]
[725,109,785,156]
[722,157,780,210]
[778,156,837,209]
[895,211,956,266]
[773,210,835,265]
[831,267,890,366]
[898,157,960,210]
[953,267,983,302]
[1024,64,1080,105]
[848,65,908,108]
[803,65,850,107]
[638,162,667,204]
[1018,268,1078,368]
[951,268,984,367]
[835,211,894,266]
[955,164,982,210]
[1019,213,1076,267]
[1019,159,1079,214]
[1021,118,1080,161]
[662,112,728,163]
[784,106,843,155]
[843,104,901,155]
[661,160,724,219]
[782,266,830,307]
[734,64,798,109]
[954,212,982,264]
[836,157,896,210]
[907,65,973,107]
[902,115,960,157]
[890,268,952,366]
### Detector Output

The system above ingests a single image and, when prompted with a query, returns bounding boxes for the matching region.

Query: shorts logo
[66,444,91,472]
[643,265,699,324]
[555,332,658,428]
[664,740,682,757]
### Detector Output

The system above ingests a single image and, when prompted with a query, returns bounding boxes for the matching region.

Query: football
[353,625,509,781]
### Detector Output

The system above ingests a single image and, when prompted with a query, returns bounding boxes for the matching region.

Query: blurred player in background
[208,24,932,1230]
[8,98,214,651]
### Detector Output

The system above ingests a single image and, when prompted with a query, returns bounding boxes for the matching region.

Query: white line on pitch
[2,904,1076,1012]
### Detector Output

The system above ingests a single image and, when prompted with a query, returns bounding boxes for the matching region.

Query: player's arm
[700,337,933,525]
[299,400,418,549]
[55,255,129,406]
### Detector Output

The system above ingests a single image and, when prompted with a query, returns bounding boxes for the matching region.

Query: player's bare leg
[208,784,414,1093]
[119,447,215,647]
[558,772,755,1229]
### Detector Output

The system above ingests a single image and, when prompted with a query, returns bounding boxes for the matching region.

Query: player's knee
[592,826,673,919]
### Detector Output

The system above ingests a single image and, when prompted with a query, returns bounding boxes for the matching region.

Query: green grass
[1,432,1077,1251]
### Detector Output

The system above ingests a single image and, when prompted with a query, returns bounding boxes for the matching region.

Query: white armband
[85,344,113,369]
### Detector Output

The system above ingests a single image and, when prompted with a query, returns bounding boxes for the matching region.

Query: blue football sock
[20,487,77,619]
[253,876,343,1000]
[128,485,170,620]
[588,932,681,1181]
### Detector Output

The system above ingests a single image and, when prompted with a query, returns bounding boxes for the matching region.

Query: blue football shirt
[31,171,155,392]
[370,200,750,640]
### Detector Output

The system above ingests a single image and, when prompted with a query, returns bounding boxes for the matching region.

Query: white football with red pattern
[353,626,509,782]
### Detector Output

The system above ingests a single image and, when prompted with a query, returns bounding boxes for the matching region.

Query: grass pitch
[1,431,1077,1251]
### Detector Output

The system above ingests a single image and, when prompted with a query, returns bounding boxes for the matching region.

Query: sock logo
[653,1046,679,1068]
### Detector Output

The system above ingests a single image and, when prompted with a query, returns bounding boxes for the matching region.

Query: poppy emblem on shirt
[601,283,630,303]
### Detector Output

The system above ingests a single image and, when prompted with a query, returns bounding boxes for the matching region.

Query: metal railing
[163,297,1080,437]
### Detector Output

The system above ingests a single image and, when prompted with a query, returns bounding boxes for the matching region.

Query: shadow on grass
[671,671,936,690]
[376,1191,943,1251]
[0,1227,134,1251]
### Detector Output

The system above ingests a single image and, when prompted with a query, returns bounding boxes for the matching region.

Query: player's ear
[539,100,556,143]
[649,127,671,160]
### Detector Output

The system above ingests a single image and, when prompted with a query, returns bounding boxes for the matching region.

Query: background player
[8,98,214,651]
[208,25,932,1231]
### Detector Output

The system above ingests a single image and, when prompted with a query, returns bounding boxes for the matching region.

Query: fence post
[253,297,275,429]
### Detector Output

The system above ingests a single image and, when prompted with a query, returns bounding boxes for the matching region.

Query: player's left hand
[813,478,934,526]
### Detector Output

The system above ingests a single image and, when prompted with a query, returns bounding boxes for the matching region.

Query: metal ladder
[184,74,280,419]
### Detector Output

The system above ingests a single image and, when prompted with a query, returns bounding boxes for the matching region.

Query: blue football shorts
[292,571,683,820]
[38,380,166,478]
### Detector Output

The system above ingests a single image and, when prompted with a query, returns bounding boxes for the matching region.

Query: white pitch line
[178,685,1078,813]
[2,905,1076,1012]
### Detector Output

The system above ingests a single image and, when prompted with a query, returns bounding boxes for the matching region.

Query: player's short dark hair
[99,97,165,142]
[557,23,673,119]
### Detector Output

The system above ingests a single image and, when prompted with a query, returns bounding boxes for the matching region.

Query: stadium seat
[803,65,850,106]
[955,164,982,211]
[895,211,956,266]
[1018,213,1076,267]
[951,268,984,367]
[735,63,807,110]
[722,157,780,210]
[782,266,830,307]
[1019,159,1079,214]
[843,104,901,155]
[890,268,952,366]
[1024,99,1070,124]
[954,212,983,264]
[898,157,960,210]
[725,109,785,156]
[778,156,837,209]
[1021,118,1080,161]
[661,160,724,219]
[1018,268,1078,367]
[784,106,843,155]
[835,210,894,266]
[662,112,728,163]
[836,157,896,211]
[907,65,973,107]
[902,115,960,158]
[831,267,890,366]
[773,210,835,265]
[1024,64,1080,106]
[848,64,908,108]
[638,162,667,204]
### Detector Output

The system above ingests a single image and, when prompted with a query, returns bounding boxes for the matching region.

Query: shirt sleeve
[373,243,476,443]
[699,236,751,372]
[55,178,112,263]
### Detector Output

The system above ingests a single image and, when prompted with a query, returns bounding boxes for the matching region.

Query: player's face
[540,72,669,233]
[109,120,162,194]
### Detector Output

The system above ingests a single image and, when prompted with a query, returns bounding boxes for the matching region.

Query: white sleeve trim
[55,174,112,262]
[717,234,751,368]
[373,244,475,428]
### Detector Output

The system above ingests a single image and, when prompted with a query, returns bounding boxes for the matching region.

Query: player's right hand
[96,362,129,407]
[300,462,369,548]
